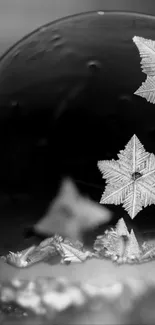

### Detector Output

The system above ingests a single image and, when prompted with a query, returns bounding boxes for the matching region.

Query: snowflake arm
[134,76,155,103]
[133,36,155,76]
[100,180,133,205]
[98,160,131,180]
[122,182,144,218]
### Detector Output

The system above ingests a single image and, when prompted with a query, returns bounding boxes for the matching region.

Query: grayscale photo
[0,1,155,324]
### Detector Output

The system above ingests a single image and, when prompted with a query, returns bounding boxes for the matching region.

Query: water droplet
[97,11,104,15]
[118,94,132,102]
[27,40,38,48]
[39,26,47,33]
[23,312,28,317]
[27,50,45,61]
[53,41,66,49]
[12,50,20,58]
[10,100,19,107]
[52,34,62,41]
[87,60,101,71]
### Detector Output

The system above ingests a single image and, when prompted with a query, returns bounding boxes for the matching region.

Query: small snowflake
[98,134,155,218]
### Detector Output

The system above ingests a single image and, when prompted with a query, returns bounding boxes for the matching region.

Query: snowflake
[133,36,155,103]
[98,134,155,219]
[133,36,155,76]
[34,179,111,241]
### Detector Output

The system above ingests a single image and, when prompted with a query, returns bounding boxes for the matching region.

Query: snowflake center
[131,171,142,181]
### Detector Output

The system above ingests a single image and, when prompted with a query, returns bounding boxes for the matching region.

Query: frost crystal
[115,218,130,237]
[94,229,126,260]
[124,230,141,259]
[5,246,36,267]
[56,242,93,264]
[94,222,142,264]
[98,134,155,219]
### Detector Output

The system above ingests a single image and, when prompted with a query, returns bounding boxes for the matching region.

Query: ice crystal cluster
[94,217,155,264]
[2,235,93,268]
[94,218,141,264]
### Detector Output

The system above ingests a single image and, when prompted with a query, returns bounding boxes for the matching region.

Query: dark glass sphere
[1,11,155,252]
